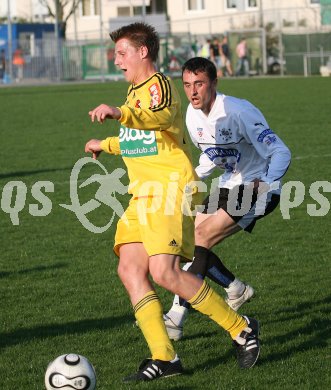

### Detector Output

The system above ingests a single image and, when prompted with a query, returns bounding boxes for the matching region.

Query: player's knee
[150,267,175,289]
[117,260,141,284]
[150,268,167,287]
[117,261,129,283]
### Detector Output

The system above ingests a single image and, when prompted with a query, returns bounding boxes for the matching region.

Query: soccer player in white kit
[164,57,291,341]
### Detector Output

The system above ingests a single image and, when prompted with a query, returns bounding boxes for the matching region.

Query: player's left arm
[85,137,121,159]
[238,107,292,185]
[85,139,103,160]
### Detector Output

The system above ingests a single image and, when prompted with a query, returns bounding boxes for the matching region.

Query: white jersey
[186,93,291,193]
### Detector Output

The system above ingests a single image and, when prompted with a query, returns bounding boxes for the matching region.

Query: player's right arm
[89,104,121,123]
[195,152,217,179]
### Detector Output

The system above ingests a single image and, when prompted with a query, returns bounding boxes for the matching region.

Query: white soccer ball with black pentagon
[45,353,96,390]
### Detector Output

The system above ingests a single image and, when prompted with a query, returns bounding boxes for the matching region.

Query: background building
[0,0,330,82]
[1,1,328,39]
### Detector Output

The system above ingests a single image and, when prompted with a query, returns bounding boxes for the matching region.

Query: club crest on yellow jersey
[149,83,161,108]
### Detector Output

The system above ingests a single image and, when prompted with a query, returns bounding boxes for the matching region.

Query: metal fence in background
[282,31,331,75]
[3,39,86,83]
[1,31,331,85]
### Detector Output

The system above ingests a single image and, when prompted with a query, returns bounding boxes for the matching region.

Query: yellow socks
[188,281,247,339]
[134,283,246,360]
[134,291,176,361]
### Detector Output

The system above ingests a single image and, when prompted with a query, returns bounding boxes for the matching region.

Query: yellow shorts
[114,186,202,260]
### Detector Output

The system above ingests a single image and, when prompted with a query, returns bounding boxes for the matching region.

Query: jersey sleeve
[238,107,291,183]
[100,136,121,155]
[195,152,218,179]
[119,75,179,131]
[119,104,178,131]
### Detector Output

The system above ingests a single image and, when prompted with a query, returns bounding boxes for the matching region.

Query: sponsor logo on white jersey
[257,128,276,145]
[204,146,241,172]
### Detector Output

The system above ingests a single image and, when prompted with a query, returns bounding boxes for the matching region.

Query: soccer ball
[45,354,96,390]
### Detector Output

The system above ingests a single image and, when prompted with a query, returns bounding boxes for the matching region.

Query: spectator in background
[13,48,25,82]
[235,37,249,77]
[210,37,223,77]
[199,38,211,59]
[191,40,199,57]
[221,35,233,77]
[0,49,5,83]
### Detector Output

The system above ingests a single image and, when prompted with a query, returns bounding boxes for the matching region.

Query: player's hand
[89,104,121,123]
[85,139,102,160]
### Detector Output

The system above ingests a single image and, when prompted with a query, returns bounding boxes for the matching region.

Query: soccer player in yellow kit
[85,22,260,382]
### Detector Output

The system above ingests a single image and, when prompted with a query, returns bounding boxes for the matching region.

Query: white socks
[224,278,246,300]
[166,305,188,327]
[167,266,246,326]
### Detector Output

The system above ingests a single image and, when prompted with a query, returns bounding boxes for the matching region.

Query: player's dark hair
[182,57,217,82]
[110,22,159,63]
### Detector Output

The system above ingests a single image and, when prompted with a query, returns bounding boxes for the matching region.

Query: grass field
[1,77,330,390]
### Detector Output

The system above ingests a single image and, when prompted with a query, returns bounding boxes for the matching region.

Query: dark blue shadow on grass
[258,295,331,364]
[258,317,330,365]
[0,315,133,350]
[175,328,236,372]
[184,345,235,374]
[0,262,68,279]
[0,167,73,179]
[272,295,331,319]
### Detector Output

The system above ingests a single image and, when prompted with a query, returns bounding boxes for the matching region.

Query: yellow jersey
[100,72,198,197]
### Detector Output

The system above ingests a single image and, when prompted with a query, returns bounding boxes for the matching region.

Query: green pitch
[0,77,330,389]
